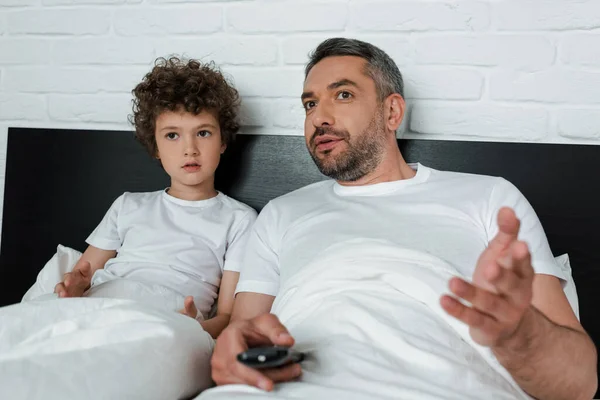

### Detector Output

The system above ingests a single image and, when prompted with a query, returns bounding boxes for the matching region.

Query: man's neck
[337,146,416,187]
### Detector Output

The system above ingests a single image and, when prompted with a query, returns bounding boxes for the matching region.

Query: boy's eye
[197,130,212,138]
[166,132,179,140]
[304,100,316,111]
[337,91,352,100]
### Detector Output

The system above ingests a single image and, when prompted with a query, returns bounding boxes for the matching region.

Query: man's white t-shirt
[235,163,565,296]
[87,189,257,317]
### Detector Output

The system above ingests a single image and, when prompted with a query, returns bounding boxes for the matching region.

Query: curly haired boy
[54,57,256,339]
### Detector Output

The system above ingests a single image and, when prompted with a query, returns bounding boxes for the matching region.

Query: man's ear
[384,93,406,133]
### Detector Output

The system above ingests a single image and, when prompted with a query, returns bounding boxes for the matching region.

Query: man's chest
[278,201,490,281]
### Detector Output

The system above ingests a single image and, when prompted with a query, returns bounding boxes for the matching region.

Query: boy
[54,57,256,339]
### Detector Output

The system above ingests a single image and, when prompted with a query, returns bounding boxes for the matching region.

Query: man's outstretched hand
[441,207,535,347]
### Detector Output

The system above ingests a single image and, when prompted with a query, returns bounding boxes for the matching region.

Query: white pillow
[555,253,579,320]
[22,244,82,302]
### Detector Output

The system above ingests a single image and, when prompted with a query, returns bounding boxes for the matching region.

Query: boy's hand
[179,296,199,319]
[54,260,93,298]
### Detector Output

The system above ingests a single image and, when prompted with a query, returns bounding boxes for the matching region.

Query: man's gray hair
[305,38,404,101]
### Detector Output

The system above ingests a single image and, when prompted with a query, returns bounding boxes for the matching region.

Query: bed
[1,127,599,398]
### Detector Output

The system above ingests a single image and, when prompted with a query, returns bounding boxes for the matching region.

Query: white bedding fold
[0,297,215,400]
[199,239,532,400]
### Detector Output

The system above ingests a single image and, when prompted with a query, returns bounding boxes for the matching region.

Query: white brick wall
[1,0,600,227]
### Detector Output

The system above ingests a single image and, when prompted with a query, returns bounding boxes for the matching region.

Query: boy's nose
[185,147,199,156]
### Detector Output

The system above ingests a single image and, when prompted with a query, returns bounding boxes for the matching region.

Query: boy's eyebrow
[301,79,360,101]
[159,123,218,131]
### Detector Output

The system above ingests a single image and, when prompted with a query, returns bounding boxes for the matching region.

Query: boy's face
[155,109,225,196]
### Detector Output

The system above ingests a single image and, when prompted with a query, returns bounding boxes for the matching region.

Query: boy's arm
[54,245,116,298]
[183,271,240,339]
[231,292,275,322]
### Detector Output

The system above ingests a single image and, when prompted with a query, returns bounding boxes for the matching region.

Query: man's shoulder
[267,180,333,210]
[425,165,506,188]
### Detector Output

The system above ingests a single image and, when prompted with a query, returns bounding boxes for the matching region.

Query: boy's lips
[182,162,201,172]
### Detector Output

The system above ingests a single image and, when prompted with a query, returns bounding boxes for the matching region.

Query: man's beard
[308,111,387,182]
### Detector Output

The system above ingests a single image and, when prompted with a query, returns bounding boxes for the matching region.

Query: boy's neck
[167,183,218,201]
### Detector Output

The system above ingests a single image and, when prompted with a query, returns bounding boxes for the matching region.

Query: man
[205,38,597,400]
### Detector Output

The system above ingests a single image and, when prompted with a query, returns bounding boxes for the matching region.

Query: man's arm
[442,208,598,400]
[493,275,597,400]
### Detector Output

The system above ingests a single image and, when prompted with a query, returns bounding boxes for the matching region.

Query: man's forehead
[304,56,369,90]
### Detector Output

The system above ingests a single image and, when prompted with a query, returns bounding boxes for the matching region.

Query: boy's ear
[220,143,227,154]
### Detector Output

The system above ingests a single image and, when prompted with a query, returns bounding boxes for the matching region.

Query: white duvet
[0,246,215,400]
[198,239,533,400]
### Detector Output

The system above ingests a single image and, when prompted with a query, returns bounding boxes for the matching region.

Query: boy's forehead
[155,108,219,126]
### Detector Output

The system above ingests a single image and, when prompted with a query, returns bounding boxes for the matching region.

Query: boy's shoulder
[217,192,257,217]
[115,190,163,209]
[120,190,163,201]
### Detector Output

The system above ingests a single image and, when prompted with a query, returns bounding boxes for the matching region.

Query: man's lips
[314,135,343,152]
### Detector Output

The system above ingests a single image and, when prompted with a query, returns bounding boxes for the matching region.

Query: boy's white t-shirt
[236,163,565,296]
[86,189,257,317]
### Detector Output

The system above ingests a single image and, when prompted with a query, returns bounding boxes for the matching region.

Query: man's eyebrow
[327,79,359,91]
[301,79,359,101]
[301,91,314,102]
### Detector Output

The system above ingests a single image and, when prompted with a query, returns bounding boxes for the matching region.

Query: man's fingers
[248,314,295,348]
[505,241,534,280]
[488,207,521,251]
[440,294,501,336]
[229,360,276,391]
[211,316,297,391]
[222,361,302,391]
[448,278,519,323]
[262,363,303,383]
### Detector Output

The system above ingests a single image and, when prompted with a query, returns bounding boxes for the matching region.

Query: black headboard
[2,127,599,393]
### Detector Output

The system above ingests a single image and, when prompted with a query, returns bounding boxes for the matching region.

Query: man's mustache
[310,127,350,148]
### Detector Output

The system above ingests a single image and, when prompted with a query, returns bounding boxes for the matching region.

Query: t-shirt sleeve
[222,209,258,273]
[85,194,125,251]
[487,178,566,281]
[234,202,282,297]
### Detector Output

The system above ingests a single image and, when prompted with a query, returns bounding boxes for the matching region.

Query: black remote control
[237,346,305,369]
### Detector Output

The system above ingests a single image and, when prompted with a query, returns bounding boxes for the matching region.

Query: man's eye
[166,132,178,140]
[198,130,212,138]
[304,101,316,111]
[337,91,352,100]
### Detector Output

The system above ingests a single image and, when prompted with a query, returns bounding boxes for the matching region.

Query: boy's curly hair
[130,57,240,157]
